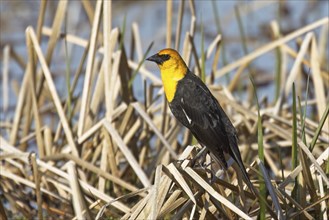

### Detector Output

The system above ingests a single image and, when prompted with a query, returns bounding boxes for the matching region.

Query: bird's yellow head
[147,48,188,102]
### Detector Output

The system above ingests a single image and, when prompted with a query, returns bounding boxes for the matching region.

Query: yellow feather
[157,49,188,102]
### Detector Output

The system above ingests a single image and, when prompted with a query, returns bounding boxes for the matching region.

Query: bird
[146,48,256,194]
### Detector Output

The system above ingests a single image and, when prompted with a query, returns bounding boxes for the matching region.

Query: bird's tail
[229,146,258,195]
[238,159,258,195]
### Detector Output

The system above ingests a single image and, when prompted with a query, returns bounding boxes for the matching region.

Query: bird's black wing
[169,71,256,194]
[169,72,238,168]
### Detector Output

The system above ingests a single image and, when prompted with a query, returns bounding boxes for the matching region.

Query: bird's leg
[210,157,234,184]
[190,146,208,167]
[226,157,235,168]
[175,145,199,166]
[209,166,227,184]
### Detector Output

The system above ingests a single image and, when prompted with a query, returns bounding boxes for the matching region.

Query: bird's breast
[162,79,178,103]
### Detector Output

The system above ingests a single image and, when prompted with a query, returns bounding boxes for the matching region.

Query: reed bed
[0,1,328,219]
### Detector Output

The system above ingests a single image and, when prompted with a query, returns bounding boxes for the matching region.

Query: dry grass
[0,1,328,219]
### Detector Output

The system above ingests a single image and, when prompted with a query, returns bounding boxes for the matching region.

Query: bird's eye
[160,54,170,62]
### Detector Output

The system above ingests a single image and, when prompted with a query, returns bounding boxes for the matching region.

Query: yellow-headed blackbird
[147,48,255,194]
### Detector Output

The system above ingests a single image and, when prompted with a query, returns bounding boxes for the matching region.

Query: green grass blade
[276,146,285,182]
[274,6,283,102]
[234,5,248,55]
[211,0,229,83]
[64,40,72,119]
[274,43,282,102]
[291,83,302,206]
[128,42,153,89]
[309,102,329,152]
[257,102,266,220]
[211,0,221,34]
[249,76,265,220]
[297,82,318,210]
[235,5,253,99]
[120,14,127,50]
[291,83,298,169]
[64,13,72,119]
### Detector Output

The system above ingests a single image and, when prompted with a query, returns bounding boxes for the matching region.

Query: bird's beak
[146,53,162,65]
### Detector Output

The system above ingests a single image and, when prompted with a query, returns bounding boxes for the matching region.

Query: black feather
[169,70,256,194]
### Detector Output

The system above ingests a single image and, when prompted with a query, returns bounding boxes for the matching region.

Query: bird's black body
[169,71,236,167]
[146,49,255,194]
[169,70,254,192]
